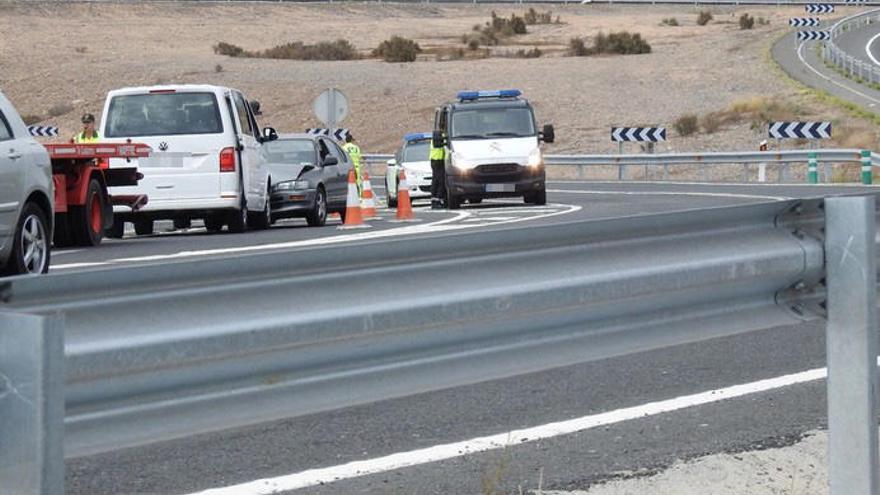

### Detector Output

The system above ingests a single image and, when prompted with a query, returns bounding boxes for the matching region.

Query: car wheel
[134,219,154,236]
[306,187,328,227]
[468,197,483,204]
[70,178,105,246]
[386,180,398,208]
[3,202,51,275]
[106,218,125,239]
[446,189,461,210]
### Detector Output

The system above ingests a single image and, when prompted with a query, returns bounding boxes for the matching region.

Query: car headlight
[527,148,543,167]
[451,151,477,170]
[274,180,309,191]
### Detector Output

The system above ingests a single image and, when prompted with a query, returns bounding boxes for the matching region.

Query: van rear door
[103,90,226,201]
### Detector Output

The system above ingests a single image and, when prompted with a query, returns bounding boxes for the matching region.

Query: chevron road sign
[27,125,59,137]
[805,4,834,14]
[769,122,832,139]
[797,30,831,41]
[611,127,666,142]
[306,128,351,141]
[789,18,820,27]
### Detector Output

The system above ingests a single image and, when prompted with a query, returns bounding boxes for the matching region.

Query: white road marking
[548,180,880,188]
[797,40,880,105]
[548,189,792,201]
[867,32,880,67]
[51,249,85,256]
[187,365,838,495]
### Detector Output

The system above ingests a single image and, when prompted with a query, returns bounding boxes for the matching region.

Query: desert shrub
[739,13,755,30]
[214,64,223,73]
[21,114,43,126]
[568,37,589,56]
[591,31,651,55]
[524,8,555,25]
[260,39,359,61]
[661,17,679,26]
[515,47,543,58]
[214,41,245,57]
[373,36,421,62]
[47,103,73,117]
[674,114,699,136]
[697,11,713,26]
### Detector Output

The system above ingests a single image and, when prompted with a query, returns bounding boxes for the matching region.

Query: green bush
[674,114,699,136]
[591,31,651,55]
[739,13,755,30]
[214,41,245,57]
[373,36,422,63]
[697,11,713,26]
[661,17,679,27]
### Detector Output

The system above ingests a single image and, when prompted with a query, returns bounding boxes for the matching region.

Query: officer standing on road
[72,113,100,143]
[342,133,363,196]
[429,132,447,209]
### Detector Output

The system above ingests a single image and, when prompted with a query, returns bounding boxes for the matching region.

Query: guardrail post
[0,312,64,495]
[825,196,879,495]
[808,152,818,184]
[861,150,872,184]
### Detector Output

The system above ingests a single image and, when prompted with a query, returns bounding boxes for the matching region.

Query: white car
[385,133,433,207]
[99,84,275,235]
[0,90,53,275]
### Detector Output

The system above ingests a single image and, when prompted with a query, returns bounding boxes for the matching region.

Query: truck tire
[70,178,105,246]
[105,219,125,239]
[2,202,51,275]
[53,214,74,248]
[134,220,154,236]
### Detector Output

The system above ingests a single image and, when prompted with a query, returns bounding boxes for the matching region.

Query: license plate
[486,183,515,192]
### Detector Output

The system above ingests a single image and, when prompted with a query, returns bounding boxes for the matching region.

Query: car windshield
[403,141,429,162]
[105,92,222,137]
[450,107,535,139]
[265,139,316,165]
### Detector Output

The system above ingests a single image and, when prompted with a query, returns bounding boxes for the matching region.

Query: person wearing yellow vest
[72,113,100,143]
[429,135,447,209]
[342,133,363,196]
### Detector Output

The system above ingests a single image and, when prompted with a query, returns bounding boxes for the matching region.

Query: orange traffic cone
[361,170,379,220]
[392,169,417,222]
[339,168,370,230]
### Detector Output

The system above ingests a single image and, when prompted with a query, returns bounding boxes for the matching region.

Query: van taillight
[219,147,236,172]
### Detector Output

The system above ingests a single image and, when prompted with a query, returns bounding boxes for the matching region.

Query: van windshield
[403,141,429,162]
[450,107,535,139]
[265,139,317,165]
[105,92,223,137]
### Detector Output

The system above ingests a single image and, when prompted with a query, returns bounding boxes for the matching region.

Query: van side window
[0,111,13,142]
[233,94,254,138]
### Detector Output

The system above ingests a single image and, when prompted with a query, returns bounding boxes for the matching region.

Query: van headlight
[527,148,543,167]
[451,151,478,171]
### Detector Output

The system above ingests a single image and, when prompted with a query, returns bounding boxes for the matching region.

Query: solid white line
[548,188,792,201]
[187,366,832,495]
[797,40,880,105]
[866,32,880,67]
[548,180,880,188]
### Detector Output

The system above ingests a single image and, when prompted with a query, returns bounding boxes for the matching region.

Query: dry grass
[697,11,713,26]
[674,114,699,136]
[214,40,359,61]
[373,36,421,62]
[47,103,73,117]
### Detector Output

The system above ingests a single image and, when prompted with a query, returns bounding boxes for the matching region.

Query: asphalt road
[836,16,880,67]
[59,180,879,494]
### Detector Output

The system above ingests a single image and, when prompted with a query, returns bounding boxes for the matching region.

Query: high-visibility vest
[74,131,100,144]
[429,139,445,161]
[343,143,362,169]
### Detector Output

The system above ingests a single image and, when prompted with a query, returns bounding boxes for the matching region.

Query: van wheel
[525,188,546,205]
[386,180,398,208]
[3,202,51,275]
[106,219,125,239]
[249,196,271,231]
[70,178,105,246]
[446,190,461,210]
[227,205,248,233]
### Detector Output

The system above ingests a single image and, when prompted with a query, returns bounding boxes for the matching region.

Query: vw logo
[158,142,169,151]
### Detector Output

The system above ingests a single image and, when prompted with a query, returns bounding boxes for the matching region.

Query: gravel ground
[4,1,871,158]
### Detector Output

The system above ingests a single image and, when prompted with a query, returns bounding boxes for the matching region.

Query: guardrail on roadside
[823,8,880,86]
[2,194,879,494]
[365,148,879,183]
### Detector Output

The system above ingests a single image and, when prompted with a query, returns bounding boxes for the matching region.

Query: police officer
[72,113,100,143]
[429,134,446,209]
[342,133,363,195]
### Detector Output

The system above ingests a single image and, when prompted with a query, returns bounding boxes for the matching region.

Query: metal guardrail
[365,148,879,183]
[823,8,880,86]
[2,194,880,493]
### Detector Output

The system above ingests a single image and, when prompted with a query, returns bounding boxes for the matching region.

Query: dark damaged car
[266,134,352,227]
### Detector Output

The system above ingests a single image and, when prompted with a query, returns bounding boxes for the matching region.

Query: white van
[99,84,275,235]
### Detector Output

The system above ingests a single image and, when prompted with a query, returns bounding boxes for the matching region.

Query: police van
[432,89,554,209]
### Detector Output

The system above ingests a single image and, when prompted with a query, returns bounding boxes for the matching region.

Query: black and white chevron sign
[789,18,820,27]
[611,127,666,142]
[27,125,59,137]
[768,122,832,139]
[306,128,351,141]
[797,30,831,41]
[805,4,834,14]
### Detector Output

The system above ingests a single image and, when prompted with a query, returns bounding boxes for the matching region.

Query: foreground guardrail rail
[2,195,879,493]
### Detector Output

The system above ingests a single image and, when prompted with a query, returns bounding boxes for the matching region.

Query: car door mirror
[540,124,555,144]
[323,155,339,167]
[262,127,278,142]
[432,130,445,148]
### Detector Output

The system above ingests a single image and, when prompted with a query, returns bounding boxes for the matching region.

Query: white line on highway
[867,32,880,67]
[549,180,880,188]
[548,189,792,201]
[797,40,880,106]
[187,365,835,495]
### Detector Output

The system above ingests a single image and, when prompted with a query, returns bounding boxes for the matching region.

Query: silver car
[0,90,53,275]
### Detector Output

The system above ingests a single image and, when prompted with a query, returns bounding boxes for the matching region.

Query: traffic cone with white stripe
[361,169,379,220]
[392,169,417,222]
[339,168,370,230]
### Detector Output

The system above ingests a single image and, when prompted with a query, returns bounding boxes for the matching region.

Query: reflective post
[0,313,65,495]
[825,196,879,495]
[808,152,818,184]
[861,150,872,185]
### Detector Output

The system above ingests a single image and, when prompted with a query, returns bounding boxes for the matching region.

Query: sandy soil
[0,2,874,155]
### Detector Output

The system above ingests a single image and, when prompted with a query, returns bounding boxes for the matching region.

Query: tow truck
[46,142,150,247]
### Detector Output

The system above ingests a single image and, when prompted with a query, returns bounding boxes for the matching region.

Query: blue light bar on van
[404,132,432,142]
[457,89,522,101]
